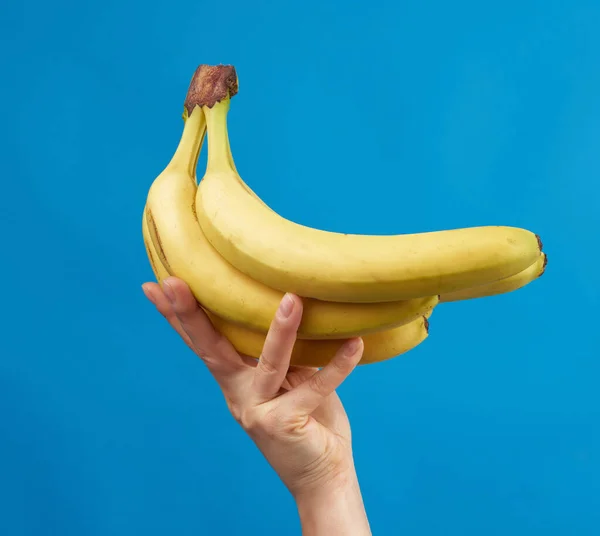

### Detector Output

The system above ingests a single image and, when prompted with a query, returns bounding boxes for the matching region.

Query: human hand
[142,277,372,534]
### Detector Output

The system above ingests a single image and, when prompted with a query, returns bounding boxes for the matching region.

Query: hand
[142,277,372,535]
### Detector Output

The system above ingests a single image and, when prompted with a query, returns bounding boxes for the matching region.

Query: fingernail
[344,338,361,357]
[278,294,295,318]
[163,281,175,305]
[142,284,156,304]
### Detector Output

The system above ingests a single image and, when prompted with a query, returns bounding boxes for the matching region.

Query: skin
[142,276,372,535]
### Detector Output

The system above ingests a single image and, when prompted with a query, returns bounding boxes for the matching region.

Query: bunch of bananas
[142,64,546,368]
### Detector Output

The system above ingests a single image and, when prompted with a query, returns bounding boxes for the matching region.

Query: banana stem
[167,106,207,177]
[204,99,236,174]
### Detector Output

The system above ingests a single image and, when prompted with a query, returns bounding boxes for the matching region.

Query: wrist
[295,469,371,536]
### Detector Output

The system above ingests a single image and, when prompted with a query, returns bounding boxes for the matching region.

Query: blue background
[1,0,599,534]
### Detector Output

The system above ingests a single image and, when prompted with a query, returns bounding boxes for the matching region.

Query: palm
[240,358,352,442]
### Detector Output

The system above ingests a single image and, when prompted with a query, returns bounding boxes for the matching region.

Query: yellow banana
[209,110,548,307]
[194,69,543,303]
[144,66,438,339]
[142,206,429,367]
[440,253,547,302]
[208,314,430,368]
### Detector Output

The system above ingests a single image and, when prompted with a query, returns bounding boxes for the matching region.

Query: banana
[440,253,547,302]
[211,114,549,307]
[142,205,429,367]
[143,66,438,340]
[194,68,543,303]
[208,314,429,368]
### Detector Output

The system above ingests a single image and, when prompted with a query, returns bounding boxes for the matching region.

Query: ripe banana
[209,314,430,368]
[142,206,429,367]
[440,253,547,302]
[205,104,549,307]
[194,69,543,303]
[143,66,438,340]
[233,167,547,304]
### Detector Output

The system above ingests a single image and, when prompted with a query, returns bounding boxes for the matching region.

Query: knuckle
[269,320,294,339]
[238,407,261,433]
[238,406,282,438]
[331,355,351,374]
[191,341,210,360]
[196,354,210,365]
[308,372,328,395]
[191,343,221,369]
[259,408,280,435]
[258,354,279,375]
[180,319,226,360]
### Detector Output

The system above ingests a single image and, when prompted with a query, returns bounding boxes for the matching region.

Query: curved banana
[144,80,438,340]
[194,73,543,303]
[440,253,547,302]
[142,207,429,367]
[208,314,430,368]
[210,111,548,308]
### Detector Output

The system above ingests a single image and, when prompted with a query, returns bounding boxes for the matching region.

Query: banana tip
[184,64,238,114]
[539,253,548,277]
[535,233,543,252]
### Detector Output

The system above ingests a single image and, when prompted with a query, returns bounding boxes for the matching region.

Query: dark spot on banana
[144,237,161,281]
[539,254,548,277]
[146,209,174,275]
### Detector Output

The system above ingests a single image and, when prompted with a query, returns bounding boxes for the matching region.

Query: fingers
[142,282,195,351]
[252,293,303,401]
[143,277,250,379]
[160,277,221,355]
[282,366,318,391]
[279,337,364,415]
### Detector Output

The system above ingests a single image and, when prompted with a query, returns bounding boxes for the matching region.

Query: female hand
[142,276,372,535]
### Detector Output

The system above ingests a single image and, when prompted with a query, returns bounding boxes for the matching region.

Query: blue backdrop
[1,0,598,534]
